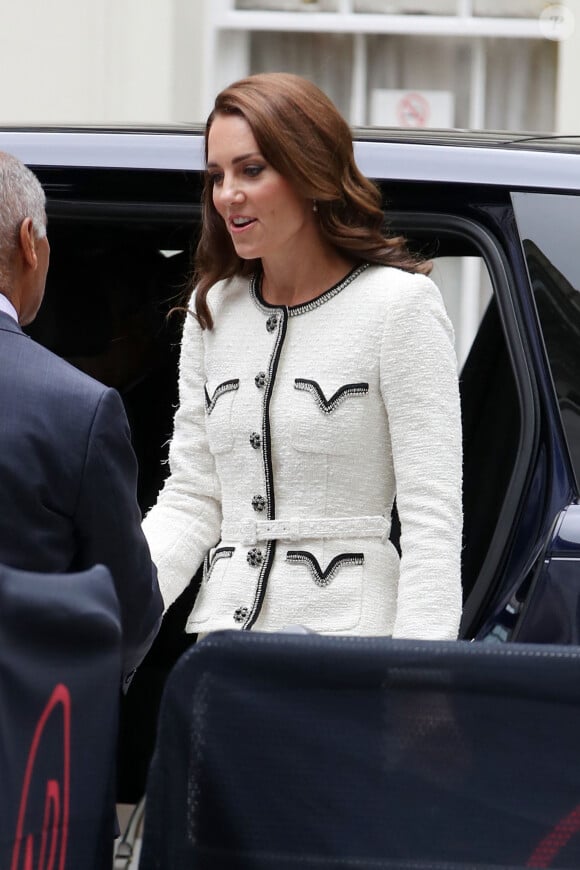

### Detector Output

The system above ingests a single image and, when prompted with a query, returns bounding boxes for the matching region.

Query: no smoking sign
[371,89,454,129]
[396,92,430,127]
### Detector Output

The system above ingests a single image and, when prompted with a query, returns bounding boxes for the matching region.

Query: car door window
[512,191,580,489]
[26,200,196,515]
[430,255,493,368]
[431,251,519,615]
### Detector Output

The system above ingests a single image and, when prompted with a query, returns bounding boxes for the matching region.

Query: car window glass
[26,223,191,515]
[512,192,580,486]
[430,256,493,369]
[426,246,522,627]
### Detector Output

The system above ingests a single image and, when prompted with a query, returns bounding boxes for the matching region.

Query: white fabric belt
[220,516,390,546]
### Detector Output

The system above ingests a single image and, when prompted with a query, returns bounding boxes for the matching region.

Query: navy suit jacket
[0,311,163,685]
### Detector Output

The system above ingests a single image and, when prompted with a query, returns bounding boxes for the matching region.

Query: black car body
[3,125,580,647]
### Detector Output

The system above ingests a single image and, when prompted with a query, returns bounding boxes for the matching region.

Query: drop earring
[312,199,318,213]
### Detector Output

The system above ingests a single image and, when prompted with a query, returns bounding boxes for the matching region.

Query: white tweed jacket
[142,263,463,640]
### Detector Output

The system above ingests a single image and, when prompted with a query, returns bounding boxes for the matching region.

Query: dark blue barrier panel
[142,631,580,870]
[0,563,121,870]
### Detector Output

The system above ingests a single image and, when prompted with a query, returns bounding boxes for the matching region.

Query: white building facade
[1,0,580,134]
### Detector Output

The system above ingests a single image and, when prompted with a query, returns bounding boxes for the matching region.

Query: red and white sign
[370,89,455,129]
[396,92,430,127]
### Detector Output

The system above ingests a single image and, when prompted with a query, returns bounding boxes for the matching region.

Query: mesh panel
[141,632,580,869]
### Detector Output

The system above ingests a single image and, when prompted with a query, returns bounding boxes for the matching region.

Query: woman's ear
[18,218,38,270]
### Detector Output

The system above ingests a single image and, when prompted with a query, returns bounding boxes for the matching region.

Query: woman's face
[207,112,316,264]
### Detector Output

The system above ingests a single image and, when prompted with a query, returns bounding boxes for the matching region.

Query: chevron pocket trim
[285,550,364,587]
[294,379,368,414]
[204,379,239,414]
[203,546,235,583]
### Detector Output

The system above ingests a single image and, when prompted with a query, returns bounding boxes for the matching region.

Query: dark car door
[382,178,580,646]
[510,191,580,644]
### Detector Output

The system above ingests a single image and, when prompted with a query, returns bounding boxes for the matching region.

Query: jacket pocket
[292,378,369,455]
[187,546,235,626]
[284,549,365,631]
[204,379,239,454]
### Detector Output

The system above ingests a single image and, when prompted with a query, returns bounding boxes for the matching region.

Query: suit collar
[0,310,24,336]
[0,292,18,322]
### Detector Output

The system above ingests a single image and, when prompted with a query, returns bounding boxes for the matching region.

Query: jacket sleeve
[142,309,222,611]
[74,386,163,685]
[380,273,463,640]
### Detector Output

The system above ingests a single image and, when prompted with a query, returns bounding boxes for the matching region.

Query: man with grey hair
[0,152,49,325]
[0,150,163,686]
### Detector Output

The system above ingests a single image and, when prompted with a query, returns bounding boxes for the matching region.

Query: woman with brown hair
[142,72,463,640]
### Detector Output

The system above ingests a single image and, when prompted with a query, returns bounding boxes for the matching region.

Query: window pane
[430,256,493,369]
[512,192,580,486]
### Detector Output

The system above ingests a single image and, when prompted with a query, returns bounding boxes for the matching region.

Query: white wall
[173,0,207,123]
[0,0,577,133]
[555,0,580,134]
[0,0,105,123]
[0,0,205,124]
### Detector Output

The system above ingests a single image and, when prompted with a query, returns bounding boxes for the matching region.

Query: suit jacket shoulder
[0,314,162,677]
[1,317,107,408]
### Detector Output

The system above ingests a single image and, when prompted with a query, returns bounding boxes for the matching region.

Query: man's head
[0,151,49,325]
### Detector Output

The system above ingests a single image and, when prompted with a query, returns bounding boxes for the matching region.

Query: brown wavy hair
[193,72,429,329]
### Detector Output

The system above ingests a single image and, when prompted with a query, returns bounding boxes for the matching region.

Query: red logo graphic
[11,684,71,870]
[527,803,580,868]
